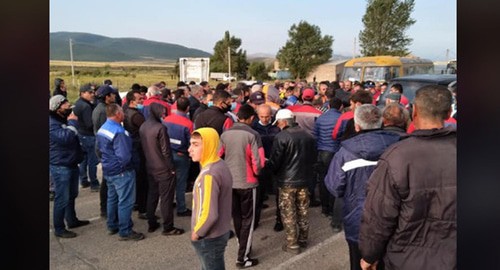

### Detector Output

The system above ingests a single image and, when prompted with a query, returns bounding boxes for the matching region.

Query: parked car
[378,74,457,107]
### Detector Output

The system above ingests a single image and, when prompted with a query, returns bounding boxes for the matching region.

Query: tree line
[188,0,416,81]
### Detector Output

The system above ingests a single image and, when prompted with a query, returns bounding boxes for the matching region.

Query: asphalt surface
[49,165,350,270]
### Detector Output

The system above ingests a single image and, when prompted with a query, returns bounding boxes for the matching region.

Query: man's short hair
[174,89,185,100]
[414,85,452,121]
[126,90,141,105]
[391,83,403,94]
[106,103,122,117]
[190,85,203,96]
[131,83,141,91]
[329,97,343,110]
[354,104,382,130]
[382,103,408,128]
[237,104,255,120]
[162,88,172,99]
[213,89,231,103]
[176,97,190,112]
[350,90,372,104]
[215,83,227,91]
[199,81,209,87]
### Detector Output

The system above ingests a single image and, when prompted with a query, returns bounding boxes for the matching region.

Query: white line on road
[270,231,345,270]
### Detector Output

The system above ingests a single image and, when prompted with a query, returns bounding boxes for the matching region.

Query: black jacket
[73,97,95,136]
[266,124,318,188]
[188,95,200,121]
[359,126,457,270]
[139,103,175,180]
[194,106,232,135]
[252,121,280,158]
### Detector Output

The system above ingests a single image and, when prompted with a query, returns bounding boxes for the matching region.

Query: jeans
[173,153,190,213]
[105,169,136,237]
[192,231,230,270]
[50,165,80,234]
[78,135,99,187]
[49,170,55,192]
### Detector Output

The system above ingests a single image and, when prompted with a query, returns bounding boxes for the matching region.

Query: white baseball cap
[272,109,294,125]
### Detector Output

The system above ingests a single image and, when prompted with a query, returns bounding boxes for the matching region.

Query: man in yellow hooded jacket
[189,127,233,270]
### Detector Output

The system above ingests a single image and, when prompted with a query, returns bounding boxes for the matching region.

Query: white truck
[210,72,236,82]
[179,57,210,83]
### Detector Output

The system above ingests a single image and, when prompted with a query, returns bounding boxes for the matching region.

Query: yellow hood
[194,127,221,168]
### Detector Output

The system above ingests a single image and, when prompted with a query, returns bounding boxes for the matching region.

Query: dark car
[378,74,457,107]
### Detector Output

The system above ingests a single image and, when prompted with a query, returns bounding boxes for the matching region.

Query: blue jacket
[324,130,401,243]
[163,111,193,154]
[49,112,83,167]
[313,108,342,153]
[96,119,133,176]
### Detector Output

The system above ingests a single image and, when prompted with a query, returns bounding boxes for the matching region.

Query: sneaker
[90,185,100,192]
[273,222,284,232]
[161,227,185,236]
[138,213,160,220]
[67,219,90,229]
[107,228,119,235]
[236,258,259,268]
[321,209,333,217]
[282,244,301,254]
[81,182,91,188]
[54,229,77,238]
[309,200,321,207]
[148,222,160,233]
[298,240,307,248]
[119,230,145,241]
[177,209,192,217]
[331,223,342,233]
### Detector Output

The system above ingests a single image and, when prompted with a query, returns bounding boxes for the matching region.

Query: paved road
[50,166,350,270]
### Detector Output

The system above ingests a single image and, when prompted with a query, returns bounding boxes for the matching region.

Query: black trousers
[232,188,256,262]
[133,150,148,214]
[147,173,176,230]
[255,166,271,226]
[317,150,335,214]
[100,177,108,215]
[347,240,363,270]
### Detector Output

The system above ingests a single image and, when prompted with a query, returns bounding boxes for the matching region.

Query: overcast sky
[50,0,456,61]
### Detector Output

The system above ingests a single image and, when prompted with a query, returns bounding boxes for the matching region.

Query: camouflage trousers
[278,187,310,246]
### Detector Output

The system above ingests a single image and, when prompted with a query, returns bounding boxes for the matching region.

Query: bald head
[257,104,272,125]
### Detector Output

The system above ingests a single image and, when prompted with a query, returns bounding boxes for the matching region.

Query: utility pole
[353,37,356,58]
[69,38,75,86]
[227,46,231,78]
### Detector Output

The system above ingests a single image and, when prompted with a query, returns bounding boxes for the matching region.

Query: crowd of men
[49,77,457,270]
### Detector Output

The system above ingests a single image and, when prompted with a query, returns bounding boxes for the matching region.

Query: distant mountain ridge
[50,32,212,62]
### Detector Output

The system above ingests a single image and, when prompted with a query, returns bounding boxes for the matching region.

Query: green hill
[50,32,212,61]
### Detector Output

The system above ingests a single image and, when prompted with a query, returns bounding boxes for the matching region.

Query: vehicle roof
[390,74,457,84]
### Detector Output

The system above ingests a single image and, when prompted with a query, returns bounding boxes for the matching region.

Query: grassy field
[50,60,179,102]
[49,60,270,103]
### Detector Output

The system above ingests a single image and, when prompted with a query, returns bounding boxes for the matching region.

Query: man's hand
[360,258,378,270]
[191,231,199,241]
[67,112,78,121]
